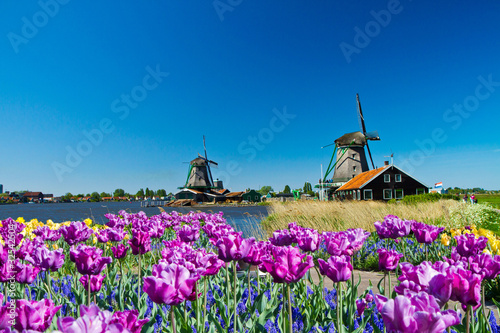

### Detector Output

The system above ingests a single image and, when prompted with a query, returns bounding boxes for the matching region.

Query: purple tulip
[79,274,106,293]
[269,229,294,246]
[470,253,500,280]
[323,232,352,256]
[455,233,488,257]
[0,218,25,247]
[318,255,352,282]
[70,244,112,276]
[356,298,367,316]
[14,298,62,332]
[109,309,149,333]
[26,246,65,272]
[15,238,34,260]
[177,224,200,243]
[128,230,151,255]
[344,228,371,253]
[296,228,322,252]
[411,222,444,244]
[111,243,130,259]
[449,265,482,309]
[143,262,200,305]
[60,221,93,246]
[15,262,40,284]
[375,291,460,333]
[243,241,270,265]
[57,304,126,332]
[107,227,128,242]
[96,229,110,243]
[260,245,314,284]
[377,249,403,271]
[0,259,21,282]
[33,226,61,242]
[216,232,255,262]
[374,215,412,239]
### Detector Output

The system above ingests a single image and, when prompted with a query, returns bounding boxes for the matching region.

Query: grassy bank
[477,194,500,209]
[261,199,500,236]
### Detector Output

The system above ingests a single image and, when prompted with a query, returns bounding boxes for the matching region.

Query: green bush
[400,192,460,204]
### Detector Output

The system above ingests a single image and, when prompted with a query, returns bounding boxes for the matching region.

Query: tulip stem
[46,271,52,301]
[287,284,292,333]
[337,282,343,333]
[171,305,177,333]
[466,305,470,333]
[247,265,251,308]
[87,274,91,306]
[388,271,392,298]
[203,277,207,328]
[233,261,238,333]
[138,252,142,300]
[257,268,260,294]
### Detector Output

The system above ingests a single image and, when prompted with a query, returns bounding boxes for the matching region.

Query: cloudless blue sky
[0,0,499,196]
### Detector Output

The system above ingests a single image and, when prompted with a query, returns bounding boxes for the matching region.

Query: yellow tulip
[441,234,451,246]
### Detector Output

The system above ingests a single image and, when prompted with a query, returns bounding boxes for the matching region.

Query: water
[0,202,269,238]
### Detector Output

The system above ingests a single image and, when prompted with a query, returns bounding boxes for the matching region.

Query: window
[384,174,390,182]
[395,174,402,182]
[383,189,392,200]
[353,166,357,172]
[255,196,259,201]
[352,154,356,159]
[364,189,373,200]
[357,190,361,200]
[352,174,355,179]
[395,189,404,199]
[416,188,425,195]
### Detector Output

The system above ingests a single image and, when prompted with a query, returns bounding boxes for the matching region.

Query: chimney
[384,161,389,166]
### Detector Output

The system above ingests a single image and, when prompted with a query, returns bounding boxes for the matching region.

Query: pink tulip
[260,245,314,284]
[318,255,352,282]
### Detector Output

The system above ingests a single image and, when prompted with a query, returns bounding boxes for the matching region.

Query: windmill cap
[335,131,366,146]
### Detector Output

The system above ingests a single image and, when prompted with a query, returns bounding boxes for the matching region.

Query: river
[0,202,269,238]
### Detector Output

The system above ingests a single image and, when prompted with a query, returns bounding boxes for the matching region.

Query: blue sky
[0,0,499,196]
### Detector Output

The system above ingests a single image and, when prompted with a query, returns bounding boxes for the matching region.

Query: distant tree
[156,189,167,197]
[303,182,313,193]
[113,189,125,197]
[76,194,84,198]
[100,192,111,198]
[62,193,73,201]
[307,190,315,196]
[85,193,90,197]
[283,185,291,194]
[90,192,101,202]
[258,186,273,196]
[136,188,145,197]
[145,187,151,197]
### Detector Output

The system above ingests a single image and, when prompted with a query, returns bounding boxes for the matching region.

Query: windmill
[183,136,219,190]
[320,94,380,188]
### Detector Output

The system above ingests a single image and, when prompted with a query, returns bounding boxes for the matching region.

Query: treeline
[61,188,172,202]
[446,187,499,195]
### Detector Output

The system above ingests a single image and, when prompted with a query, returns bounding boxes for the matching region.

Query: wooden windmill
[183,136,218,190]
[321,94,380,188]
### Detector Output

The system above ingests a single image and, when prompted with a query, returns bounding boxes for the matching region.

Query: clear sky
[0,0,499,196]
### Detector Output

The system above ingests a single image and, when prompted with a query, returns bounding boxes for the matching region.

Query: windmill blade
[202,136,214,187]
[356,93,368,135]
[207,160,218,166]
[366,141,376,169]
[321,142,336,149]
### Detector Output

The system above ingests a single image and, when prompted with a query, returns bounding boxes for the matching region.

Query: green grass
[476,194,500,209]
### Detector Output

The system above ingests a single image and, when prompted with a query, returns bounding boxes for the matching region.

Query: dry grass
[261,200,461,235]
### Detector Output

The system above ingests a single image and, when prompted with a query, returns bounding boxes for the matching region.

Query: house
[22,192,44,202]
[225,191,245,203]
[242,190,261,203]
[335,162,429,201]
[43,194,54,202]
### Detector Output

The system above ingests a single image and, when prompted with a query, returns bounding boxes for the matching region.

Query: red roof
[336,166,389,191]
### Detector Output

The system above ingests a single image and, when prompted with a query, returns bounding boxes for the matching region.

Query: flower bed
[1,212,500,332]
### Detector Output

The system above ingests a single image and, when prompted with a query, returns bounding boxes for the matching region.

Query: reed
[261,199,461,235]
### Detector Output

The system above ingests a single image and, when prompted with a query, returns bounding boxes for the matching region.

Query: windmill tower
[320,94,380,190]
[183,136,219,191]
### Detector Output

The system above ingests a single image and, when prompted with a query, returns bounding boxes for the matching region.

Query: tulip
[14,298,62,332]
[377,249,403,271]
[57,304,124,332]
[107,227,128,242]
[70,244,112,276]
[344,228,371,253]
[26,246,65,272]
[216,232,255,262]
[128,230,151,255]
[374,215,412,239]
[318,255,352,283]
[455,233,488,257]
[15,262,40,284]
[109,309,149,333]
[470,253,500,280]
[143,262,200,305]
[60,221,93,246]
[177,224,200,243]
[269,229,294,246]
[111,243,129,260]
[0,259,21,282]
[15,238,34,260]
[79,274,105,293]
[33,226,61,242]
[243,241,269,266]
[323,232,352,256]
[296,228,322,252]
[375,291,460,333]
[449,266,482,309]
[260,245,314,284]
[411,222,444,244]
[356,298,367,316]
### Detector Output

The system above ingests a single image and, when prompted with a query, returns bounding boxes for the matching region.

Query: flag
[435,182,443,188]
